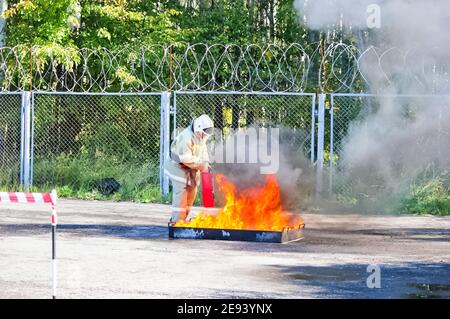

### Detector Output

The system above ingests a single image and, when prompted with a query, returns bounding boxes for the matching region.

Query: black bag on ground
[91,178,121,195]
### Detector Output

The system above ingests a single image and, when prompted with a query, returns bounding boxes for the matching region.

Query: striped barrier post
[0,189,58,299]
[51,189,57,299]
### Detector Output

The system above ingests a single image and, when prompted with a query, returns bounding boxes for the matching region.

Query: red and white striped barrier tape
[0,189,58,298]
[0,192,54,205]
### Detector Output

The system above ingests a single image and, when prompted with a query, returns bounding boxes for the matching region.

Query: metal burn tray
[168,224,305,243]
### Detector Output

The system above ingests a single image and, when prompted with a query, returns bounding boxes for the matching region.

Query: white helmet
[192,114,214,136]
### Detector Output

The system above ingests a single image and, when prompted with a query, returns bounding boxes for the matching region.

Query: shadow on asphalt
[350,228,450,242]
[0,224,168,240]
[271,262,450,298]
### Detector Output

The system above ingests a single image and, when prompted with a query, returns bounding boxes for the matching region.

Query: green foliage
[401,177,450,216]
[4,0,78,46]
[4,0,188,47]
[77,1,189,48]
[4,0,192,90]
[32,153,169,203]
[3,1,361,92]
[3,0,332,52]
[83,123,133,160]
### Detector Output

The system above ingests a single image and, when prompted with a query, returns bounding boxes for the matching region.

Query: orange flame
[175,174,303,231]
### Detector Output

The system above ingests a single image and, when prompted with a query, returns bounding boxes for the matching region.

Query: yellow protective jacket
[164,126,209,184]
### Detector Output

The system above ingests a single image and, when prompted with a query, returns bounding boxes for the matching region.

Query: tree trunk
[247,0,255,34]
[0,0,7,47]
[268,0,275,42]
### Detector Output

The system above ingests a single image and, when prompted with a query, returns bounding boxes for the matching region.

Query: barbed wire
[0,42,446,93]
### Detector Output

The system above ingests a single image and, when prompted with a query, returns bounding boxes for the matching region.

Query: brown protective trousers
[165,159,200,222]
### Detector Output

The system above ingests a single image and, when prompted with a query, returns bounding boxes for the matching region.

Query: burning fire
[175,174,304,231]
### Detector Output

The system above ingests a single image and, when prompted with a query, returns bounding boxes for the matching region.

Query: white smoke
[211,127,314,211]
[295,0,450,211]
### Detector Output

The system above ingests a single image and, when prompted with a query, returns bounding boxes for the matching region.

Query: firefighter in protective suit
[164,114,214,223]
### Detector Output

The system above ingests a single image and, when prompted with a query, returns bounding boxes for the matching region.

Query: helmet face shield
[203,127,214,135]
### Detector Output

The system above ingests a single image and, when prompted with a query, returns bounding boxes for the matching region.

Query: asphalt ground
[1,199,449,298]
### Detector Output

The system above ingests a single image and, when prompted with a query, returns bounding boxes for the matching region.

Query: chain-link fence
[31,92,163,197]
[328,94,450,206]
[326,94,377,202]
[2,90,448,206]
[0,93,22,187]
[173,92,317,162]
[0,91,318,197]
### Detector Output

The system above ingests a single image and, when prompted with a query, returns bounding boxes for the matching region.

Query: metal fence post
[329,94,335,197]
[30,92,35,186]
[310,94,316,163]
[160,92,171,195]
[20,91,32,190]
[315,93,326,198]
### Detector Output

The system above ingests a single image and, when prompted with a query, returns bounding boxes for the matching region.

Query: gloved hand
[201,162,211,173]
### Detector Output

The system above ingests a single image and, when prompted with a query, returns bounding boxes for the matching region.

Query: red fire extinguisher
[201,170,214,208]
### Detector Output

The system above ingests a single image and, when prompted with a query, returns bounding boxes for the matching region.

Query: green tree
[4,0,79,46]
[75,0,190,49]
